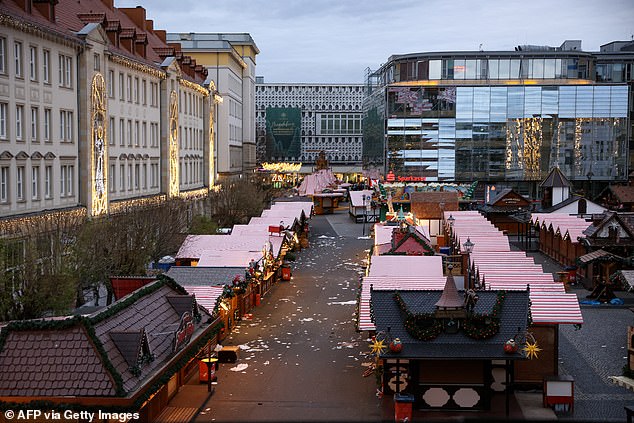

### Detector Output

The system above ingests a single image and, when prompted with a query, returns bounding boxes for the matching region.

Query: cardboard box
[218,345,240,363]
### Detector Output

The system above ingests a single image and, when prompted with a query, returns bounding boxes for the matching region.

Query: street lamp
[447,214,455,253]
[463,237,475,289]
[362,194,368,236]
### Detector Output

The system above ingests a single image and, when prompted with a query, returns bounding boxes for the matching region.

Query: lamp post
[447,214,455,254]
[362,194,368,236]
[462,237,475,289]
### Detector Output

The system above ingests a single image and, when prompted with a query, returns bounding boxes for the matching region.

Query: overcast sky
[117,0,633,83]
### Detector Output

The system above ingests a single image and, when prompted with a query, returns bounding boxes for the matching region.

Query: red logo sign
[386,171,395,182]
[173,312,195,353]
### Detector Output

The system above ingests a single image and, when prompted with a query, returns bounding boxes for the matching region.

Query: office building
[255,82,365,179]
[364,40,634,196]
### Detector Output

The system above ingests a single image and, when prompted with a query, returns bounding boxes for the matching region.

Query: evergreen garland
[394,292,443,341]
[462,290,505,340]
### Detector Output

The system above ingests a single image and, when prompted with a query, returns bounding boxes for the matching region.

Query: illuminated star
[523,341,541,360]
[369,339,387,357]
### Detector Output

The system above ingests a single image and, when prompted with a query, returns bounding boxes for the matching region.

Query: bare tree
[209,179,269,227]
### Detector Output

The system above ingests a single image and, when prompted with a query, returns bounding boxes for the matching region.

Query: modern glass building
[364,40,633,194]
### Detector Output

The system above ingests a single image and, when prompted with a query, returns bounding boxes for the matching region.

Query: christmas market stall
[0,276,223,422]
[369,275,531,414]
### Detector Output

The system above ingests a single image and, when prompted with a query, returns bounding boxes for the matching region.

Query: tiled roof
[608,186,634,204]
[370,290,529,359]
[0,278,216,400]
[0,325,117,397]
[166,266,245,286]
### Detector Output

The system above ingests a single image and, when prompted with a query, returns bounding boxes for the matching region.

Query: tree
[209,179,269,227]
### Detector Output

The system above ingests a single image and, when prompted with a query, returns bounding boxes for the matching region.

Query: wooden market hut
[167,266,256,338]
[410,191,459,247]
[530,214,590,268]
[597,185,634,212]
[373,221,435,256]
[0,276,223,422]
[540,167,573,210]
[370,280,530,413]
[478,188,531,235]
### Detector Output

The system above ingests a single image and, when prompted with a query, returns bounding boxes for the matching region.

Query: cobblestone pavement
[521,244,634,422]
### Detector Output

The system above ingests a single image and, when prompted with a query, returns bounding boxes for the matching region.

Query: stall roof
[167,266,245,287]
[443,210,584,326]
[197,250,264,267]
[181,285,225,314]
[368,255,444,277]
[176,235,283,259]
[349,190,375,207]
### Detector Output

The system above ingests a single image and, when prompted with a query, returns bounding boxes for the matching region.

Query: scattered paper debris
[230,363,249,372]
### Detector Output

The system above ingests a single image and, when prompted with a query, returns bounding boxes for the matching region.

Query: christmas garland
[393,290,506,341]
[394,292,443,341]
[462,291,505,340]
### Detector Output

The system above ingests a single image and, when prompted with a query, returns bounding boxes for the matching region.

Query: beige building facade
[166,33,259,181]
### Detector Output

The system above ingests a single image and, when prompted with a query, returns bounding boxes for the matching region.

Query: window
[29,46,37,81]
[127,164,132,190]
[0,37,6,74]
[107,70,114,98]
[44,165,51,198]
[15,105,23,141]
[109,117,115,145]
[142,79,147,105]
[31,166,39,200]
[0,103,6,139]
[59,110,73,142]
[16,166,24,201]
[118,72,124,100]
[30,107,38,142]
[60,165,66,196]
[134,121,139,146]
[0,166,8,202]
[58,54,72,87]
[142,122,147,147]
[119,118,125,146]
[42,49,50,83]
[134,77,139,103]
[126,75,132,102]
[59,164,73,197]
[119,164,124,191]
[93,53,100,72]
[142,163,147,189]
[109,164,115,193]
[43,109,51,142]
[14,41,23,78]
[127,120,132,146]
[134,163,139,189]
[150,82,158,106]
[66,165,73,196]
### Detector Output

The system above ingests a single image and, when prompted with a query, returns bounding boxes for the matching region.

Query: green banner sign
[265,107,301,159]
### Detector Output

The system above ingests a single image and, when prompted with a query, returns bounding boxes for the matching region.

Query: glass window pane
[465,60,476,79]
[559,86,576,118]
[532,59,544,78]
[429,60,441,79]
[454,59,465,80]
[544,59,556,79]
[456,87,473,120]
[510,60,520,79]
[488,59,499,79]
[498,60,510,79]
[524,87,541,117]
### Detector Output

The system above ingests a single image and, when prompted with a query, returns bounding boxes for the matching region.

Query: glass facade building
[364,41,634,190]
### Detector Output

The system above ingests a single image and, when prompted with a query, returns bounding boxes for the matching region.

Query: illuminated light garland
[179,188,209,200]
[109,55,166,79]
[108,195,167,215]
[394,292,443,341]
[179,78,209,97]
[91,73,108,216]
[261,162,303,173]
[168,90,180,197]
[0,208,86,237]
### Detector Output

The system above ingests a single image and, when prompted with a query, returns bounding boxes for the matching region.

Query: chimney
[154,29,167,44]
[33,0,56,22]
[101,0,113,9]
[145,19,154,33]
[134,33,147,58]
[120,6,146,32]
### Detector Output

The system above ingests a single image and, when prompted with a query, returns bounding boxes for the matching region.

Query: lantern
[504,339,518,354]
[389,338,403,353]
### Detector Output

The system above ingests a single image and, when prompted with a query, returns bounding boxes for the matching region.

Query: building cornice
[109,54,166,80]
[179,78,209,97]
[0,10,84,50]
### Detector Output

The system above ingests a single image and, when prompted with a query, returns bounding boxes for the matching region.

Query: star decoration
[369,339,387,357]
[523,341,541,360]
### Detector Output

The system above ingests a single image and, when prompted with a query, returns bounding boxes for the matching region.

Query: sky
[116,0,633,83]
